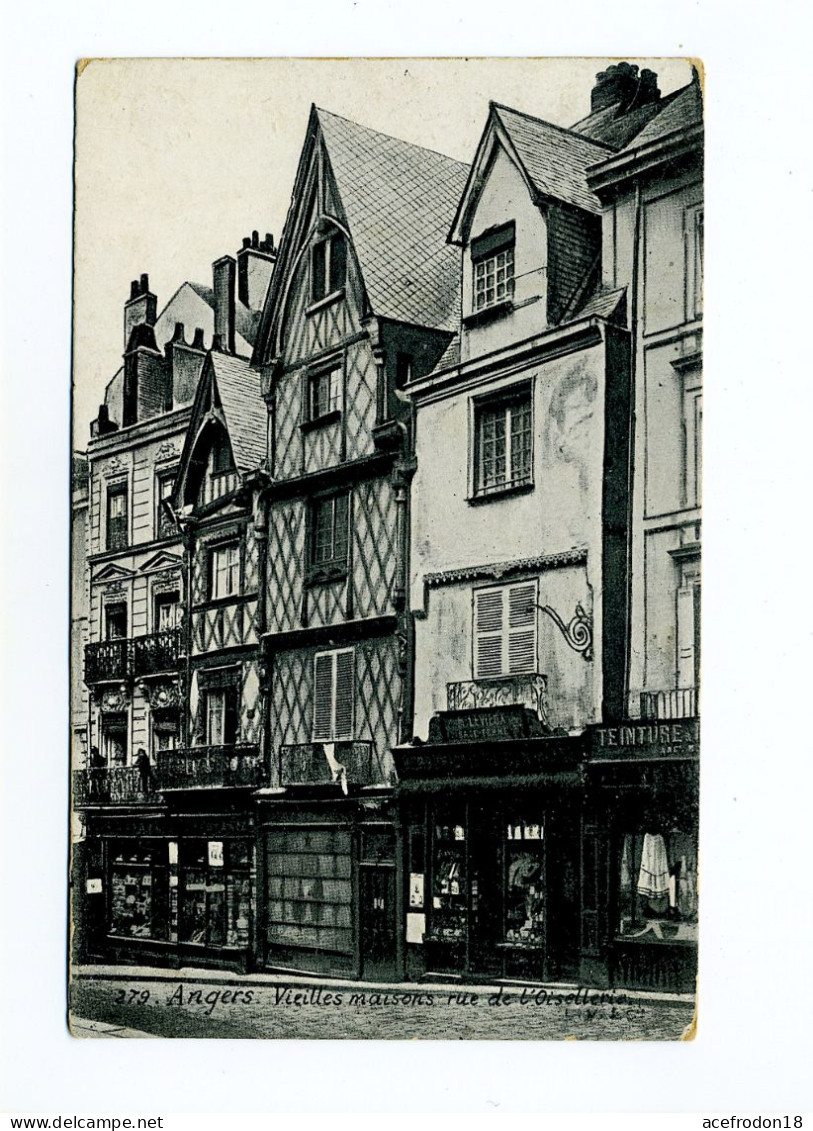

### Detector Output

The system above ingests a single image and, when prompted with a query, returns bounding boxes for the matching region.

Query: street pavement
[70,974,694,1041]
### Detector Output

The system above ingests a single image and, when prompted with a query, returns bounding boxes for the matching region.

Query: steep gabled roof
[315,109,470,331]
[570,100,665,151]
[207,352,266,474]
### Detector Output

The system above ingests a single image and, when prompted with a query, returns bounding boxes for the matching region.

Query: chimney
[590,62,660,114]
[90,403,119,438]
[123,273,157,353]
[237,230,276,311]
[212,256,236,354]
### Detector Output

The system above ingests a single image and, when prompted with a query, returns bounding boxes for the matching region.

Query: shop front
[257,793,401,981]
[583,719,699,993]
[394,709,585,983]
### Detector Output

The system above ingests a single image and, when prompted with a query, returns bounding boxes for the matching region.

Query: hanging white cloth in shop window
[636,833,670,899]
[322,742,348,795]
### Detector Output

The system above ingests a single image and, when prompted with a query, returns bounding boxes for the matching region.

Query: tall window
[474,388,533,497]
[474,581,537,679]
[106,482,128,551]
[203,686,239,746]
[154,590,180,632]
[104,602,128,640]
[687,205,703,320]
[676,561,701,693]
[209,542,240,600]
[211,429,236,476]
[313,648,354,741]
[101,712,128,765]
[471,222,515,313]
[309,493,349,576]
[311,231,347,303]
[309,364,341,420]
[155,469,176,539]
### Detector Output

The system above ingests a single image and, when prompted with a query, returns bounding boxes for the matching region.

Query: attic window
[311,230,346,303]
[211,428,236,476]
[471,222,516,313]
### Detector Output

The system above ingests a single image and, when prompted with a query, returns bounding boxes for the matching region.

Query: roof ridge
[314,105,470,170]
[490,101,614,152]
[569,80,696,131]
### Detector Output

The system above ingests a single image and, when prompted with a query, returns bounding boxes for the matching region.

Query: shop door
[467,803,503,977]
[359,865,397,980]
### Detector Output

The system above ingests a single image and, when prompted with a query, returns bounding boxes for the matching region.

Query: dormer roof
[449,102,611,245]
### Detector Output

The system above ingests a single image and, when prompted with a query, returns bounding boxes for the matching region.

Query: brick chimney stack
[123,273,157,353]
[237,230,276,311]
[590,62,660,114]
[212,256,236,354]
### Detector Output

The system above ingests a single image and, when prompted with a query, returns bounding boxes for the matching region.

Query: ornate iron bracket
[537,603,593,661]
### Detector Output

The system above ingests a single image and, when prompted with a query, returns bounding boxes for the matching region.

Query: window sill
[300,409,341,434]
[463,299,514,328]
[305,565,348,588]
[305,290,345,317]
[467,480,534,506]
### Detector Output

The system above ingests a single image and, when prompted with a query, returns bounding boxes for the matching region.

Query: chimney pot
[265,233,273,250]
[130,280,140,300]
[140,273,149,294]
[252,230,259,248]
[211,332,223,352]
[242,237,252,249]
[171,321,186,343]
[590,61,660,113]
[191,328,205,350]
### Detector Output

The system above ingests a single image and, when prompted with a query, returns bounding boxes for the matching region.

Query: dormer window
[471,222,515,313]
[311,229,347,303]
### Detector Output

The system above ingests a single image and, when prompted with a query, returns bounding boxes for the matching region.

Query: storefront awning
[393,734,585,793]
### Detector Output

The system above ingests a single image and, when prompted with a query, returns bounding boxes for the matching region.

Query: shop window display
[427,814,468,942]
[180,839,252,949]
[108,841,169,940]
[266,829,354,955]
[618,830,698,942]
[504,819,545,947]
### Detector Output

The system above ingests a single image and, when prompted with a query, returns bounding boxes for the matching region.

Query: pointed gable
[450,103,610,245]
[253,106,470,365]
[174,351,265,509]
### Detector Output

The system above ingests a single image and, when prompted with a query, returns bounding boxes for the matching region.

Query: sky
[73,57,694,443]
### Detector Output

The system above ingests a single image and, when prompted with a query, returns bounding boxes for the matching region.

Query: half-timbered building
[250,108,469,979]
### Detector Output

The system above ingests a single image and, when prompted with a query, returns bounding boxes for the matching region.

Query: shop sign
[208,840,224,867]
[429,707,532,744]
[409,873,424,908]
[592,719,698,759]
[168,841,178,864]
[406,912,426,944]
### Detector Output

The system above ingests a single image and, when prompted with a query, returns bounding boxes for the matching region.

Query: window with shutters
[676,562,700,693]
[473,581,538,679]
[155,468,177,539]
[308,492,349,582]
[312,648,355,741]
[106,481,129,550]
[473,386,533,498]
[310,230,347,305]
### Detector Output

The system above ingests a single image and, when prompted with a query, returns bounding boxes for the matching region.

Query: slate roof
[188,282,259,351]
[209,352,267,473]
[491,103,611,215]
[621,81,702,150]
[570,100,665,151]
[316,109,469,331]
[571,286,627,323]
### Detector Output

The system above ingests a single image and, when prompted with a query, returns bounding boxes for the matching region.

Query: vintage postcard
[70,57,702,1040]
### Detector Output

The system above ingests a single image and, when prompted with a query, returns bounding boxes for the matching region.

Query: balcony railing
[132,629,181,677]
[72,766,160,807]
[84,639,129,684]
[156,744,264,790]
[280,741,377,787]
[447,673,549,724]
[85,629,182,684]
[628,687,699,720]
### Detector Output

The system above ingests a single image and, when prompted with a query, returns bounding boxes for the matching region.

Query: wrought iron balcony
[72,766,161,807]
[446,673,549,725]
[85,631,183,685]
[132,629,181,677]
[628,687,699,720]
[84,639,130,684]
[156,744,264,790]
[279,741,377,787]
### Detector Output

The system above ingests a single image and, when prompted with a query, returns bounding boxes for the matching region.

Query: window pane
[312,241,327,301]
[328,233,346,294]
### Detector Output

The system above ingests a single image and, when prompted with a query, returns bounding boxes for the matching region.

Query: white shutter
[676,584,697,689]
[475,588,505,678]
[207,691,225,745]
[507,581,537,674]
[333,650,355,739]
[313,653,334,740]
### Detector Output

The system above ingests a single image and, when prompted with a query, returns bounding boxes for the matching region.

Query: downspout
[623,180,643,718]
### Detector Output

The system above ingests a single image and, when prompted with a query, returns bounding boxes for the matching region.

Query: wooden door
[359,865,397,981]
